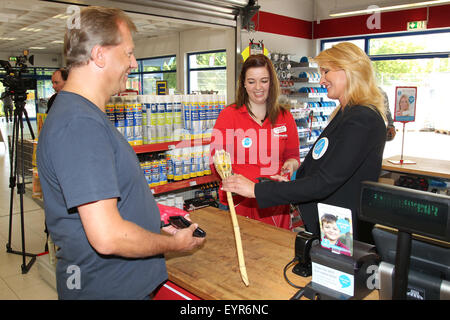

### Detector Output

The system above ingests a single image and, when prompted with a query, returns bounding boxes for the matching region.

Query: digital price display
[360,181,449,242]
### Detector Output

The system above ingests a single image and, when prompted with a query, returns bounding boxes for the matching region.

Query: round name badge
[312,137,329,160]
[242,137,252,148]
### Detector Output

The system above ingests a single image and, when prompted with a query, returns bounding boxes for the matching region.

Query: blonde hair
[313,42,386,122]
[64,6,137,69]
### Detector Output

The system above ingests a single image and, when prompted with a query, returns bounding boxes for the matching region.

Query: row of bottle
[106,94,226,146]
[155,194,185,210]
[138,145,212,187]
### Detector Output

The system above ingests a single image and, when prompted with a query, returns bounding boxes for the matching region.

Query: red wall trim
[251,11,312,39]
[427,4,450,29]
[251,5,450,40]
[314,6,450,39]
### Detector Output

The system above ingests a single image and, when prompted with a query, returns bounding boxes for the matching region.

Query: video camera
[0,50,37,101]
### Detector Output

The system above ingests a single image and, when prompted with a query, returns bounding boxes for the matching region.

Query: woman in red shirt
[211,54,300,229]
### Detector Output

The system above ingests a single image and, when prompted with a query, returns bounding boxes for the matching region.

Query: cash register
[359,181,450,300]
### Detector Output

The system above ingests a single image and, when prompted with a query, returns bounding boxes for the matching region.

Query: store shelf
[133,138,212,154]
[151,173,219,195]
[290,61,319,68]
[289,92,328,99]
[292,77,320,83]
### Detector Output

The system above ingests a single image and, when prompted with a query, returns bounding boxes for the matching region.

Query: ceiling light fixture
[20,27,42,32]
[29,46,46,50]
[329,0,450,17]
[52,14,70,19]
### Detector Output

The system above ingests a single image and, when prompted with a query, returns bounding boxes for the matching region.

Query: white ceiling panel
[0,0,235,55]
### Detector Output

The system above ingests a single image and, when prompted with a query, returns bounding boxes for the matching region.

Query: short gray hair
[64,6,137,69]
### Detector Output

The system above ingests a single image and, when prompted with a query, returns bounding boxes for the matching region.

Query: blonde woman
[222,42,387,243]
[396,94,413,117]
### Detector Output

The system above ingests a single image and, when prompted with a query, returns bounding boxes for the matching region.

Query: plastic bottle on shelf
[166,149,174,182]
[159,153,167,185]
[165,95,174,142]
[106,98,115,123]
[182,147,191,180]
[182,95,191,141]
[218,94,226,116]
[187,147,196,179]
[173,148,183,181]
[155,95,166,143]
[194,146,204,177]
[139,95,148,145]
[150,155,160,187]
[191,95,200,139]
[205,94,213,132]
[203,144,211,175]
[123,96,135,145]
[212,94,219,127]
[142,156,152,186]
[132,95,143,146]
[198,94,207,139]
[173,95,183,141]
[114,96,125,137]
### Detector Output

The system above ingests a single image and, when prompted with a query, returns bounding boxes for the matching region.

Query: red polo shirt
[211,104,300,229]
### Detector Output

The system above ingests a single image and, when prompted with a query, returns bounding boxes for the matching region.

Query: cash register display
[360,181,449,241]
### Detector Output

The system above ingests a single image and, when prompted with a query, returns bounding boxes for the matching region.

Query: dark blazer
[46,93,57,114]
[255,105,386,243]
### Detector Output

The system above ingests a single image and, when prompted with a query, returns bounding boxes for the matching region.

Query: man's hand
[171,223,205,251]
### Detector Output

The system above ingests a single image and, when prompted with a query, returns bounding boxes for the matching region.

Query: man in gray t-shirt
[37,7,204,299]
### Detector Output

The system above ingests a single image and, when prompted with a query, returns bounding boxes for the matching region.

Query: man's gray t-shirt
[37,91,167,299]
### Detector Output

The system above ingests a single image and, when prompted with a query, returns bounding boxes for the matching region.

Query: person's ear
[91,45,106,68]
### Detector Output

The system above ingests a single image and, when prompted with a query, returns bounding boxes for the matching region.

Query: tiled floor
[0,123,57,300]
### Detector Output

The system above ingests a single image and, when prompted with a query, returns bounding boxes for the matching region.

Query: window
[322,38,365,52]
[369,32,450,56]
[129,55,177,94]
[187,50,227,95]
[320,30,450,132]
[320,30,450,161]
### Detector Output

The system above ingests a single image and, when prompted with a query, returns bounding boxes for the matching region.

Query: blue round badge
[242,137,252,148]
[312,137,329,160]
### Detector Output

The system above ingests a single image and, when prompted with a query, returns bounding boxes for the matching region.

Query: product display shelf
[276,57,336,163]
[150,173,219,195]
[132,138,211,154]
[132,137,218,195]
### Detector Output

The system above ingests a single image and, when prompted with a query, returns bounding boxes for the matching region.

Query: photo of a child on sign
[318,203,353,256]
[394,86,417,122]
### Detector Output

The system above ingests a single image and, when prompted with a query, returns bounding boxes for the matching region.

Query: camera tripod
[6,92,37,274]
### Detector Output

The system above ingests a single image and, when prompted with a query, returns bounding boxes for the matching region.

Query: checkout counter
[382,155,450,180]
[157,206,379,300]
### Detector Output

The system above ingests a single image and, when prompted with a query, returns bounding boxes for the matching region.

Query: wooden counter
[165,207,379,300]
[382,155,450,179]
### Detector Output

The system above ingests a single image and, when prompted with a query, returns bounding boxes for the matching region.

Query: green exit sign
[407,20,427,31]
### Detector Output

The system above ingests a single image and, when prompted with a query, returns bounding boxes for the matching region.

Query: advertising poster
[394,86,417,122]
[318,203,353,257]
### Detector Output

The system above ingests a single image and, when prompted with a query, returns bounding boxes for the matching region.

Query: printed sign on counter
[318,203,353,257]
